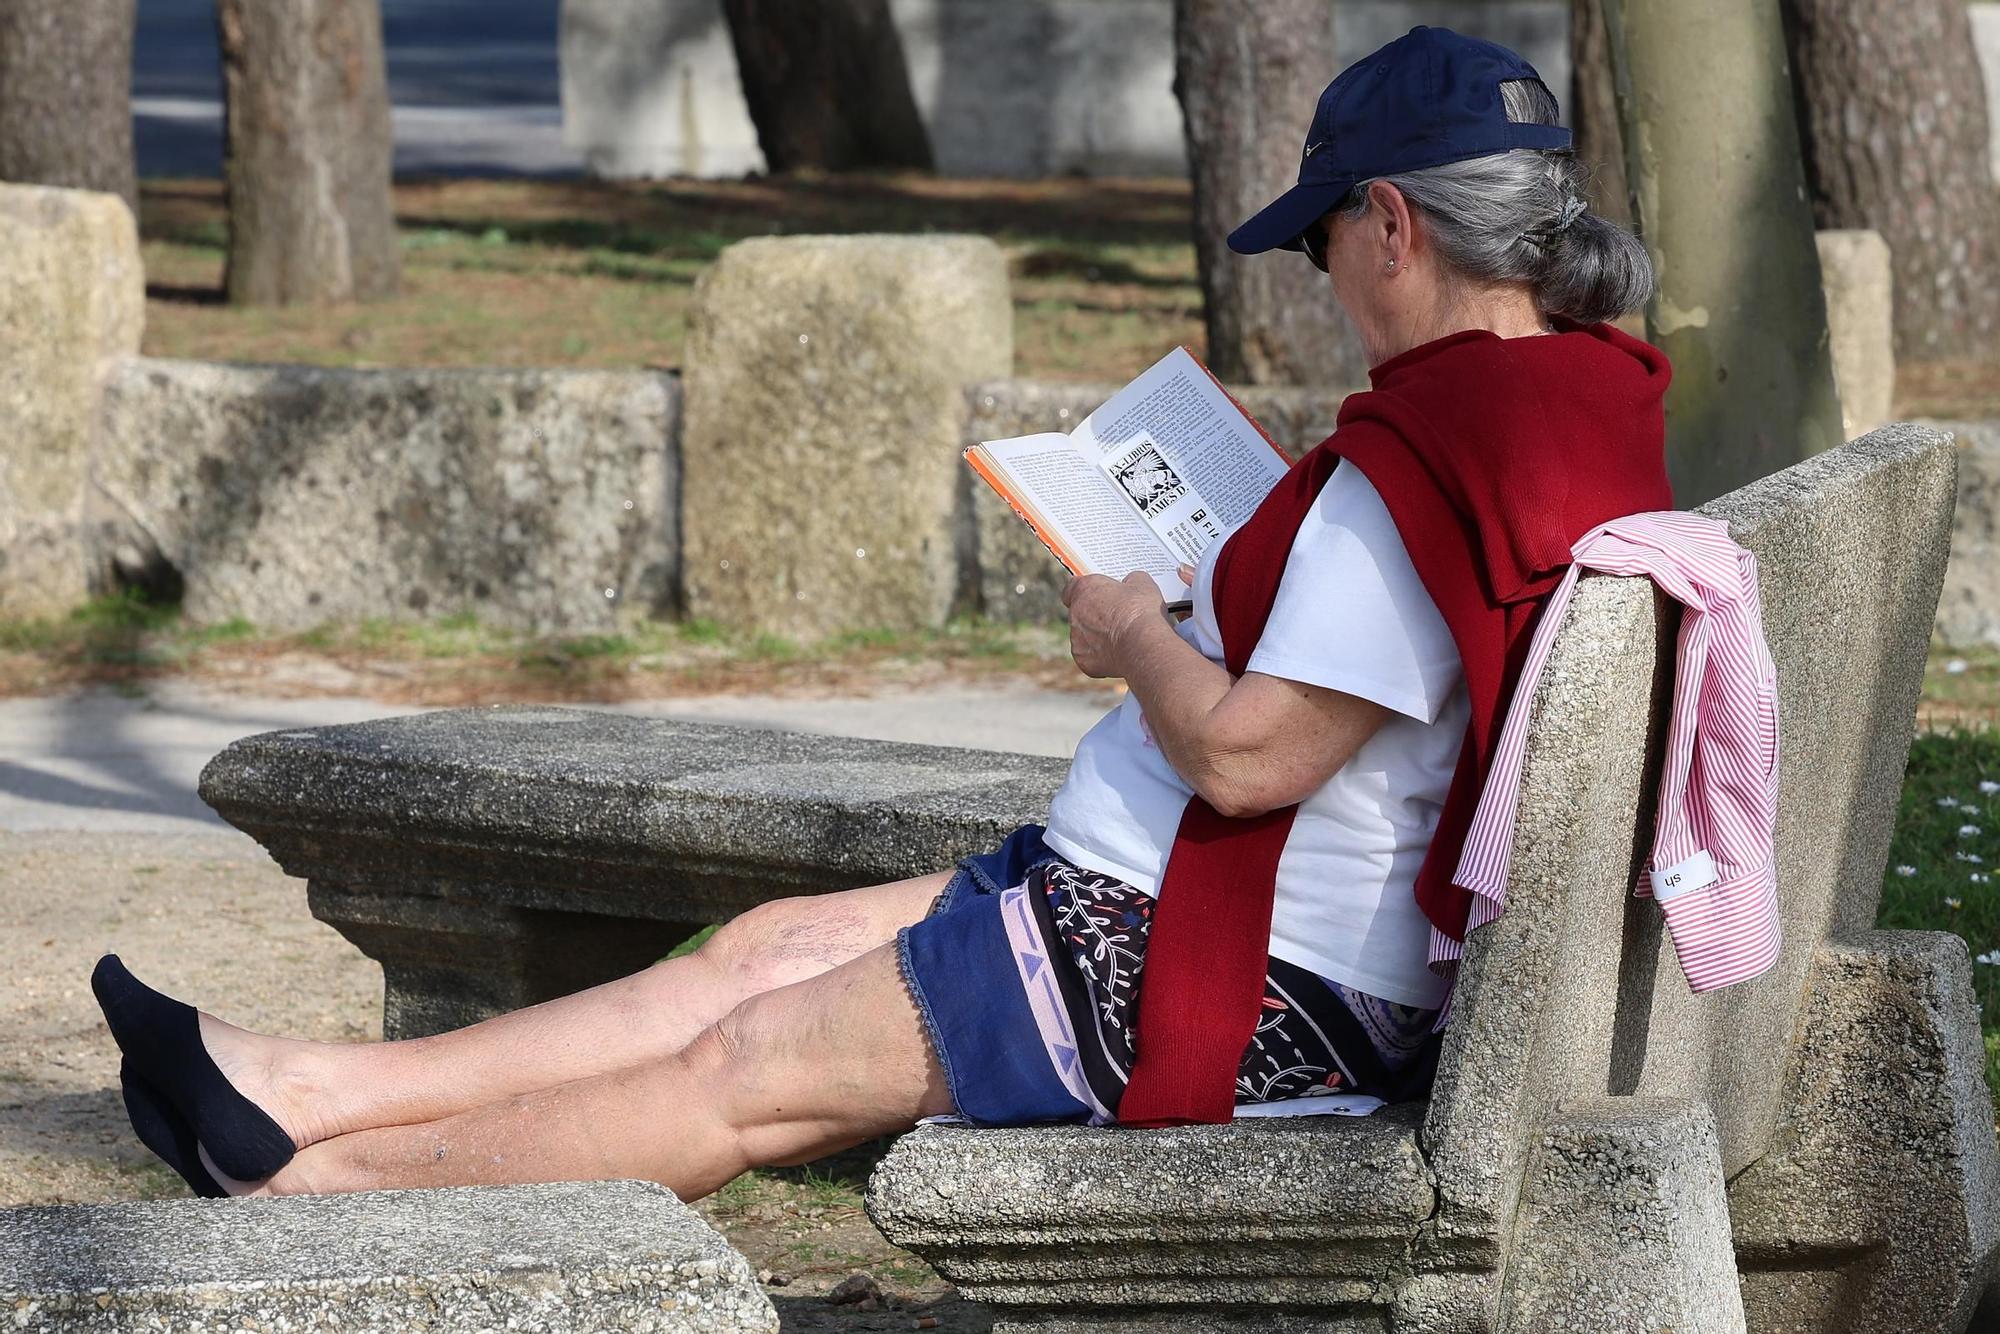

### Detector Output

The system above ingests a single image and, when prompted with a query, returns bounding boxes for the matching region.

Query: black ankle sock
[92,954,294,1183]
[119,1059,225,1198]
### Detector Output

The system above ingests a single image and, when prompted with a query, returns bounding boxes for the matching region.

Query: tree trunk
[1173,0,1365,386]
[217,0,400,304]
[719,0,932,172]
[0,0,137,214]
[1602,0,1843,505]
[1781,0,2000,361]
[1569,0,1629,228]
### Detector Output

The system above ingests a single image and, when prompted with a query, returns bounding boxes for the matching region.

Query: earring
[1384,259,1398,272]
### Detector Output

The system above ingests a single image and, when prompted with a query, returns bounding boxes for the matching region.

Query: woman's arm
[1063,572,1391,819]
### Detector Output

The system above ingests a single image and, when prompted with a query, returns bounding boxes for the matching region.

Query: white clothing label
[1650,849,1719,903]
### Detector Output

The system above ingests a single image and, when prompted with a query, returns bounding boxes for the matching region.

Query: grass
[137,175,1205,384]
[0,593,1078,703]
[132,172,2000,414]
[1878,727,2000,1092]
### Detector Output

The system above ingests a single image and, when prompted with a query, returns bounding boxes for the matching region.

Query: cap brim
[1227,180,1354,255]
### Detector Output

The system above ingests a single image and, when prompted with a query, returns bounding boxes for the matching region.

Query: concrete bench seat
[200,713,1065,1037]
[0,1179,777,1330]
[200,425,2000,1332]
[866,1108,1442,1308]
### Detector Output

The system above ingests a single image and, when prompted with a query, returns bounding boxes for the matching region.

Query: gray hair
[1332,78,1654,324]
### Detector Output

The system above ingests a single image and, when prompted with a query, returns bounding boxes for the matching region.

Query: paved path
[0,681,1117,836]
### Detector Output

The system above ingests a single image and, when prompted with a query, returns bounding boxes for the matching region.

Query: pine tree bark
[1781,0,2000,361]
[1569,0,1629,228]
[719,0,932,172]
[0,0,137,213]
[217,0,400,304]
[1601,0,1843,504]
[1173,0,1365,386]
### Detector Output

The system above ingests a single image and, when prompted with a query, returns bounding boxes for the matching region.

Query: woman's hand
[1062,572,1171,678]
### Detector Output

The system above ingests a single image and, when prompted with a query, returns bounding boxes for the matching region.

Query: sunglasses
[1299,215,1331,273]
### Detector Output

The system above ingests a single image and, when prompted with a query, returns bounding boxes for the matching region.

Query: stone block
[90,358,678,633]
[681,234,1011,640]
[1975,6,2000,180]
[1501,1099,1745,1333]
[199,706,1064,1034]
[0,1179,777,1331]
[0,183,143,618]
[1926,417,2000,648]
[1729,933,2000,1331]
[1816,230,1894,439]
[963,377,1351,624]
[867,1109,1438,1320]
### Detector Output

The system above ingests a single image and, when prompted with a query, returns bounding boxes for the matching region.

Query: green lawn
[137,175,1204,384]
[1878,728,2000,1091]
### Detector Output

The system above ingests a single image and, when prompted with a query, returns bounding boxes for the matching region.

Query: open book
[965,347,1293,610]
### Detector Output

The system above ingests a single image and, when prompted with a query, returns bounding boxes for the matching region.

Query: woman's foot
[118,1060,224,1198]
[91,954,319,1183]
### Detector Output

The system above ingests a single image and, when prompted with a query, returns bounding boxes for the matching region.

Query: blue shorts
[896,823,1094,1126]
[896,824,1442,1127]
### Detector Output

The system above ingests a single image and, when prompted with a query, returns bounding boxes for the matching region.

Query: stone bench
[200,716,1065,1038]
[868,424,2000,1332]
[199,424,2000,1330]
[0,1179,776,1330]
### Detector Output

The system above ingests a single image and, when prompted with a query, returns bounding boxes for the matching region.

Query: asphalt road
[134,0,578,177]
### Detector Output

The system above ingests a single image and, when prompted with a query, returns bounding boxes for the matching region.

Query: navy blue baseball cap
[1228,26,1572,256]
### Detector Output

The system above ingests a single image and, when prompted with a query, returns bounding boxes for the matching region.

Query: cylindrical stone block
[0,182,143,617]
[680,234,1013,640]
[1816,229,1895,441]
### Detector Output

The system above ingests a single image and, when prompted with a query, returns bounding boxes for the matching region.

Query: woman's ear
[1367,180,1415,266]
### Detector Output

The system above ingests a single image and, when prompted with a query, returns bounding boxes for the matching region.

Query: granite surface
[1,1179,777,1331]
[0,182,142,618]
[90,358,679,632]
[680,234,1012,639]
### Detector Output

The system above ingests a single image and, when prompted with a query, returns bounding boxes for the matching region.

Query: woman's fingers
[1176,564,1195,586]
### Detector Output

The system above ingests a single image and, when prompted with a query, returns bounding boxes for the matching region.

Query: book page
[972,435,1184,598]
[1074,347,1292,549]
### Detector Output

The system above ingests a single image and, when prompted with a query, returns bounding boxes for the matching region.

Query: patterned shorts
[896,824,1440,1127]
[1015,860,1440,1119]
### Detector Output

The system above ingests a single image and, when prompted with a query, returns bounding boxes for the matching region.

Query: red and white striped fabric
[1434,510,1781,999]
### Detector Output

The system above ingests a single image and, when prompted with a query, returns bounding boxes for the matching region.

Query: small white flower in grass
[1958,852,1985,863]
[1971,873,1990,884]
[1895,864,1918,877]
[1947,897,1964,909]
[1960,824,1983,838]
[1947,658,1970,674]
[1939,796,1962,809]
[1983,781,2000,795]
[1978,950,2000,967]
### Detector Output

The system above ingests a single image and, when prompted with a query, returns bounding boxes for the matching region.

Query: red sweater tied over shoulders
[1117,322,1674,1127]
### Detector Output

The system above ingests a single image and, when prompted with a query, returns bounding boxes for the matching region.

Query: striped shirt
[1435,511,1781,999]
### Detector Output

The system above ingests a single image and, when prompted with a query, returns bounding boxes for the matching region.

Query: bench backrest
[1423,424,1957,1231]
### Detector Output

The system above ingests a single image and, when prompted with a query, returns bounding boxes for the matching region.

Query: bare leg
[197,873,949,1149]
[224,940,953,1201]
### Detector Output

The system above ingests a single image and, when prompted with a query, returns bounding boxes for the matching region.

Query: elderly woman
[93,27,1670,1198]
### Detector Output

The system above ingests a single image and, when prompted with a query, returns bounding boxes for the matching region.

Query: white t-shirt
[1043,461,1466,1009]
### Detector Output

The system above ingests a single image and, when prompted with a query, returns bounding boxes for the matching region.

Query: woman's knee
[685,896,838,997]
[690,880,940,997]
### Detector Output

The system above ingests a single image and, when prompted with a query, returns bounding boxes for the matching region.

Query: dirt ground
[0,830,988,1332]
